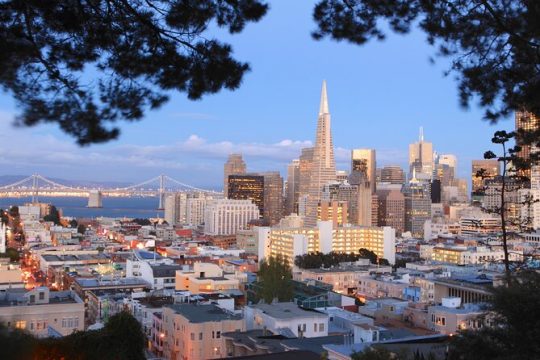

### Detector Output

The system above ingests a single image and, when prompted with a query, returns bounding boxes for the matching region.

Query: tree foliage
[449,270,540,360]
[0,0,268,144]
[313,0,540,122]
[0,311,146,360]
[256,254,293,304]
[295,249,389,269]
[43,205,61,225]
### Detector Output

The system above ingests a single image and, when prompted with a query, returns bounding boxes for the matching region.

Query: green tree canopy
[1,1,268,145]
[313,1,540,122]
[257,254,293,304]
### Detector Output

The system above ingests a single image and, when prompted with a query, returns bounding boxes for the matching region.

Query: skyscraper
[376,186,405,235]
[471,159,500,196]
[285,159,300,215]
[305,81,337,226]
[223,154,246,197]
[403,175,432,238]
[260,171,284,225]
[409,127,434,180]
[350,149,376,193]
[298,147,314,199]
[380,165,405,185]
[227,174,265,216]
[515,111,540,180]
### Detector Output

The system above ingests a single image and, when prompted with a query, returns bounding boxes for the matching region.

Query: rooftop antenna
[419,126,424,142]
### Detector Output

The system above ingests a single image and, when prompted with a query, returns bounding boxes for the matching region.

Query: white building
[245,302,328,338]
[204,199,260,236]
[263,221,396,265]
[164,192,187,225]
[126,251,183,290]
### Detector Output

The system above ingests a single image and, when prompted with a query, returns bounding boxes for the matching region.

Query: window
[38,292,45,300]
[314,323,317,332]
[15,321,26,329]
[190,333,194,341]
[199,332,203,340]
[29,295,35,303]
[319,323,325,332]
[216,331,221,338]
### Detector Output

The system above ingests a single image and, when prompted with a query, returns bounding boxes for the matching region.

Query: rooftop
[248,302,328,320]
[165,303,242,323]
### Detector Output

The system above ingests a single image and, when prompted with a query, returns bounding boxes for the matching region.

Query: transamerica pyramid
[305,80,337,226]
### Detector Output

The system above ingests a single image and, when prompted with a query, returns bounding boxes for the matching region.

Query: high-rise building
[227,175,265,215]
[409,127,434,180]
[204,199,260,235]
[285,159,300,215]
[431,179,442,204]
[483,176,522,230]
[164,192,187,225]
[404,177,432,238]
[438,154,457,171]
[305,81,337,226]
[376,187,405,235]
[318,200,348,227]
[298,147,314,198]
[260,172,284,225]
[224,154,247,197]
[515,111,540,180]
[380,165,405,185]
[471,160,500,196]
[186,193,214,226]
[350,149,376,193]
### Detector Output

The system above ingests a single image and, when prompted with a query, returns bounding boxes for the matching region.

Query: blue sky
[0,1,513,189]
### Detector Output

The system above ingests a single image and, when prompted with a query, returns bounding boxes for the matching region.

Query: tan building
[318,200,348,227]
[350,149,376,193]
[259,171,284,225]
[0,287,84,337]
[471,159,499,195]
[285,159,300,215]
[380,165,405,185]
[376,188,405,234]
[305,81,337,226]
[264,221,396,266]
[515,110,540,180]
[409,127,434,179]
[175,262,241,294]
[162,303,244,360]
[224,154,247,197]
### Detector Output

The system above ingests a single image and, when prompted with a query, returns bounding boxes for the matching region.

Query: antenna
[419,126,424,142]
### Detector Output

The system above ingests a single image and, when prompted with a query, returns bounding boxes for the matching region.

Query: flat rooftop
[249,302,328,320]
[165,303,242,323]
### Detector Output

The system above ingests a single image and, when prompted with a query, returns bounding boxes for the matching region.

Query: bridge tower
[157,174,165,210]
[31,174,39,203]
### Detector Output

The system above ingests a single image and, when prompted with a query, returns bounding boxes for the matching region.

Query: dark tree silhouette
[0,1,268,145]
[256,254,293,304]
[449,271,540,360]
[312,1,540,122]
[295,249,390,269]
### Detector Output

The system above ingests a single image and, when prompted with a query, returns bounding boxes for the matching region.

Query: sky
[0,1,514,190]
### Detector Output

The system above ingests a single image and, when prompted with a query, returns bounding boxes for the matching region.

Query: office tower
[409,127,434,180]
[223,154,247,197]
[336,170,349,183]
[355,181,372,226]
[227,174,265,215]
[305,81,337,226]
[350,149,376,193]
[204,199,260,235]
[471,160,500,196]
[531,163,540,230]
[376,187,405,235]
[438,154,457,170]
[371,194,379,227]
[285,159,300,215]
[185,193,213,226]
[403,177,432,237]
[298,147,314,198]
[380,165,405,185]
[318,200,348,227]
[87,190,103,208]
[164,192,187,225]
[434,163,455,186]
[483,176,522,229]
[260,171,284,225]
[431,179,442,203]
[515,111,540,180]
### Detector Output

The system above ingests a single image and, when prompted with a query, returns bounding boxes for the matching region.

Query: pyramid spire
[319,80,329,115]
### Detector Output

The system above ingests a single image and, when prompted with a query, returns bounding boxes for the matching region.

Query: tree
[77,224,87,235]
[256,254,293,304]
[351,347,395,360]
[43,205,61,225]
[312,1,540,123]
[1,1,268,145]
[69,219,78,228]
[449,270,540,360]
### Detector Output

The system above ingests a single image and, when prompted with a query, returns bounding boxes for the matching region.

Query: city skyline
[0,2,514,187]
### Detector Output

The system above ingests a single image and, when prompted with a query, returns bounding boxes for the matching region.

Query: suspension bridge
[0,174,221,209]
